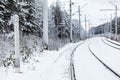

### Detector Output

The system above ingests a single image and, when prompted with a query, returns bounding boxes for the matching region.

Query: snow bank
[0,41,80,80]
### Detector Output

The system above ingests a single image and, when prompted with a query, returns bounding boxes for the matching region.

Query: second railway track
[88,42,120,79]
[101,38,120,50]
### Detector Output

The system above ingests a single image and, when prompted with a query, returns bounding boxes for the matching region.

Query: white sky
[48,0,120,28]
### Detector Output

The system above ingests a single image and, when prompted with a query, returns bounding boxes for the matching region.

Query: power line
[100,1,120,40]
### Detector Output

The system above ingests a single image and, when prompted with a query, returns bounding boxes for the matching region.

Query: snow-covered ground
[90,37,120,76]
[0,41,81,80]
[74,37,120,80]
[0,37,120,80]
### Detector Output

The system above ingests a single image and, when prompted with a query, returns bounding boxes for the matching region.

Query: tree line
[0,0,82,40]
[90,17,120,39]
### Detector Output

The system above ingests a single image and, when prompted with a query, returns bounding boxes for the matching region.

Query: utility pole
[85,15,87,39]
[56,0,59,33]
[110,14,112,35]
[78,4,87,40]
[56,0,59,49]
[110,14,112,33]
[12,14,20,73]
[78,6,81,40]
[43,0,48,49]
[70,0,73,42]
[115,5,118,40]
[100,1,120,40]
[88,20,91,38]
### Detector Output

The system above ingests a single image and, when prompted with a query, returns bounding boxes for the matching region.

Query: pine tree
[18,0,38,35]
[0,0,42,36]
[50,3,70,39]
[0,0,18,33]
[34,0,43,37]
[0,1,5,33]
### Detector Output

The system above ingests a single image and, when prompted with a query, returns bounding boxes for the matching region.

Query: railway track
[70,41,86,80]
[53,40,86,80]
[101,38,120,50]
[88,42,120,79]
[104,38,120,46]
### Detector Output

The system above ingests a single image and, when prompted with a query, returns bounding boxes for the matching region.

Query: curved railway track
[70,41,86,80]
[104,38,120,46]
[101,38,120,50]
[54,40,86,80]
[88,42,120,78]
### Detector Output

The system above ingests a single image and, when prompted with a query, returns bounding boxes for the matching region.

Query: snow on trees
[49,2,70,39]
[0,0,43,36]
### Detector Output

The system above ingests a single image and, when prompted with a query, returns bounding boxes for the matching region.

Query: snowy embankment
[0,41,81,80]
[74,37,120,80]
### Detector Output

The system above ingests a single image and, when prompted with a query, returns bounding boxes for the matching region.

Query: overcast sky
[48,0,120,28]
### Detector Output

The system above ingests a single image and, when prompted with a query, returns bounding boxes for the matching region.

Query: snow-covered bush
[2,51,15,67]
[20,46,32,62]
